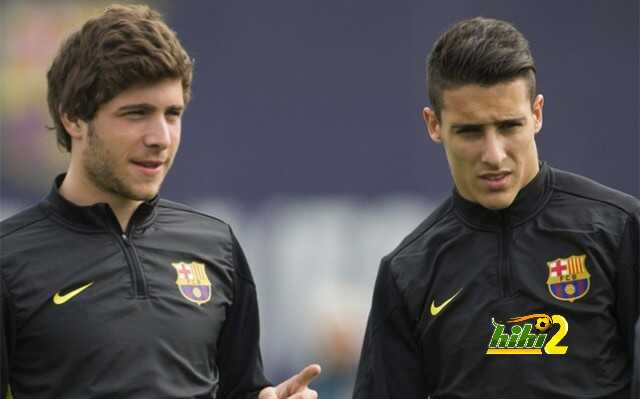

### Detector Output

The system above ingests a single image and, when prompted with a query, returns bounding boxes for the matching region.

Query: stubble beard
[83,124,160,202]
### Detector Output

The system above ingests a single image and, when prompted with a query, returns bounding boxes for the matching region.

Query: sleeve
[353,258,427,399]
[1,269,11,399]
[633,318,640,399]
[614,211,640,368]
[216,229,271,399]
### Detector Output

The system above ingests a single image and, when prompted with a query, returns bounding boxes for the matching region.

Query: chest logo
[53,281,94,305]
[172,261,212,305]
[430,289,462,316]
[546,255,591,303]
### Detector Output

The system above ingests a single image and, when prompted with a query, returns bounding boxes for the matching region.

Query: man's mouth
[132,160,163,168]
[479,172,512,190]
[130,160,165,175]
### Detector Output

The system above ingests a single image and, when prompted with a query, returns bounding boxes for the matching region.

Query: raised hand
[259,364,321,399]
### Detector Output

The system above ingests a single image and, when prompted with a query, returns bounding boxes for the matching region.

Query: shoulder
[384,197,456,262]
[544,167,640,243]
[154,199,254,278]
[156,199,229,225]
[155,199,232,235]
[551,167,640,216]
[379,197,460,285]
[0,203,51,240]
[1,203,55,280]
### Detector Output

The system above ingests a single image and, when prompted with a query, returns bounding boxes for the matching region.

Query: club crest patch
[546,255,590,302]
[172,261,212,305]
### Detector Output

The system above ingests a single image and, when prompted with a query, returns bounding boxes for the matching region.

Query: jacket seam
[0,213,50,239]
[552,186,637,216]
[45,212,111,234]
[235,270,257,288]
[355,304,409,399]
[228,224,257,290]
[352,301,405,399]
[375,205,456,340]
[614,214,634,273]
[607,213,634,378]
[365,303,405,339]
[365,256,411,340]
[390,202,454,261]
[1,266,10,305]
[0,262,16,332]
[157,202,229,226]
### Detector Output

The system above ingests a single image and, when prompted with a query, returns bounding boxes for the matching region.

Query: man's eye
[457,128,481,135]
[166,110,182,121]
[500,122,522,130]
[125,110,146,117]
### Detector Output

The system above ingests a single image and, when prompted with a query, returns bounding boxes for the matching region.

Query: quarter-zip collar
[41,174,158,233]
[452,162,553,231]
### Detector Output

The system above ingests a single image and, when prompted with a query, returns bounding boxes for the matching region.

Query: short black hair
[427,17,536,118]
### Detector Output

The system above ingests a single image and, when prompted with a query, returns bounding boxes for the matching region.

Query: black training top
[1,175,270,398]
[354,163,639,399]
[633,319,640,399]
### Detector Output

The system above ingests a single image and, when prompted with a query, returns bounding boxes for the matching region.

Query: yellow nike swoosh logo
[430,289,462,316]
[53,282,94,305]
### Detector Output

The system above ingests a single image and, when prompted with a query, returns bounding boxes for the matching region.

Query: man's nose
[143,115,172,148]
[481,130,506,167]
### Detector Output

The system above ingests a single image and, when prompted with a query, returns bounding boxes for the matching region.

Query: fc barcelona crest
[546,255,590,303]
[172,261,212,305]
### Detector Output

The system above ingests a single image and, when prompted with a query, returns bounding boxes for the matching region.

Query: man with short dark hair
[0,5,319,398]
[353,17,638,398]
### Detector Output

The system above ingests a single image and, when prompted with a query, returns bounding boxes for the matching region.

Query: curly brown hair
[47,4,193,151]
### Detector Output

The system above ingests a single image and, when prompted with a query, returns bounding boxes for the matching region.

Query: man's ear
[60,112,88,140]
[532,94,544,134]
[423,107,442,143]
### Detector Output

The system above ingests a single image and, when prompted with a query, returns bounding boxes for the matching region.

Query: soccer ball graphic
[535,317,551,332]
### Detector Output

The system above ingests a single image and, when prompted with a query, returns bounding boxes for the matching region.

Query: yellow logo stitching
[52,282,94,305]
[430,289,462,316]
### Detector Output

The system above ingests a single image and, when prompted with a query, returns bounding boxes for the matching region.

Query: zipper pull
[121,234,131,246]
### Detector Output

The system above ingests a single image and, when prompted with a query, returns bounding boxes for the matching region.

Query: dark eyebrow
[451,117,526,131]
[451,122,484,131]
[116,103,155,113]
[497,117,526,126]
[116,103,184,114]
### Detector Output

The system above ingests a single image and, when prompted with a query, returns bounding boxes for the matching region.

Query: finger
[295,364,322,387]
[275,364,322,396]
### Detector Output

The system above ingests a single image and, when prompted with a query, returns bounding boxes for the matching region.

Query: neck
[59,164,142,232]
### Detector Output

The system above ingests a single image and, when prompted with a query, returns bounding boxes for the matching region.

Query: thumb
[259,386,278,399]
